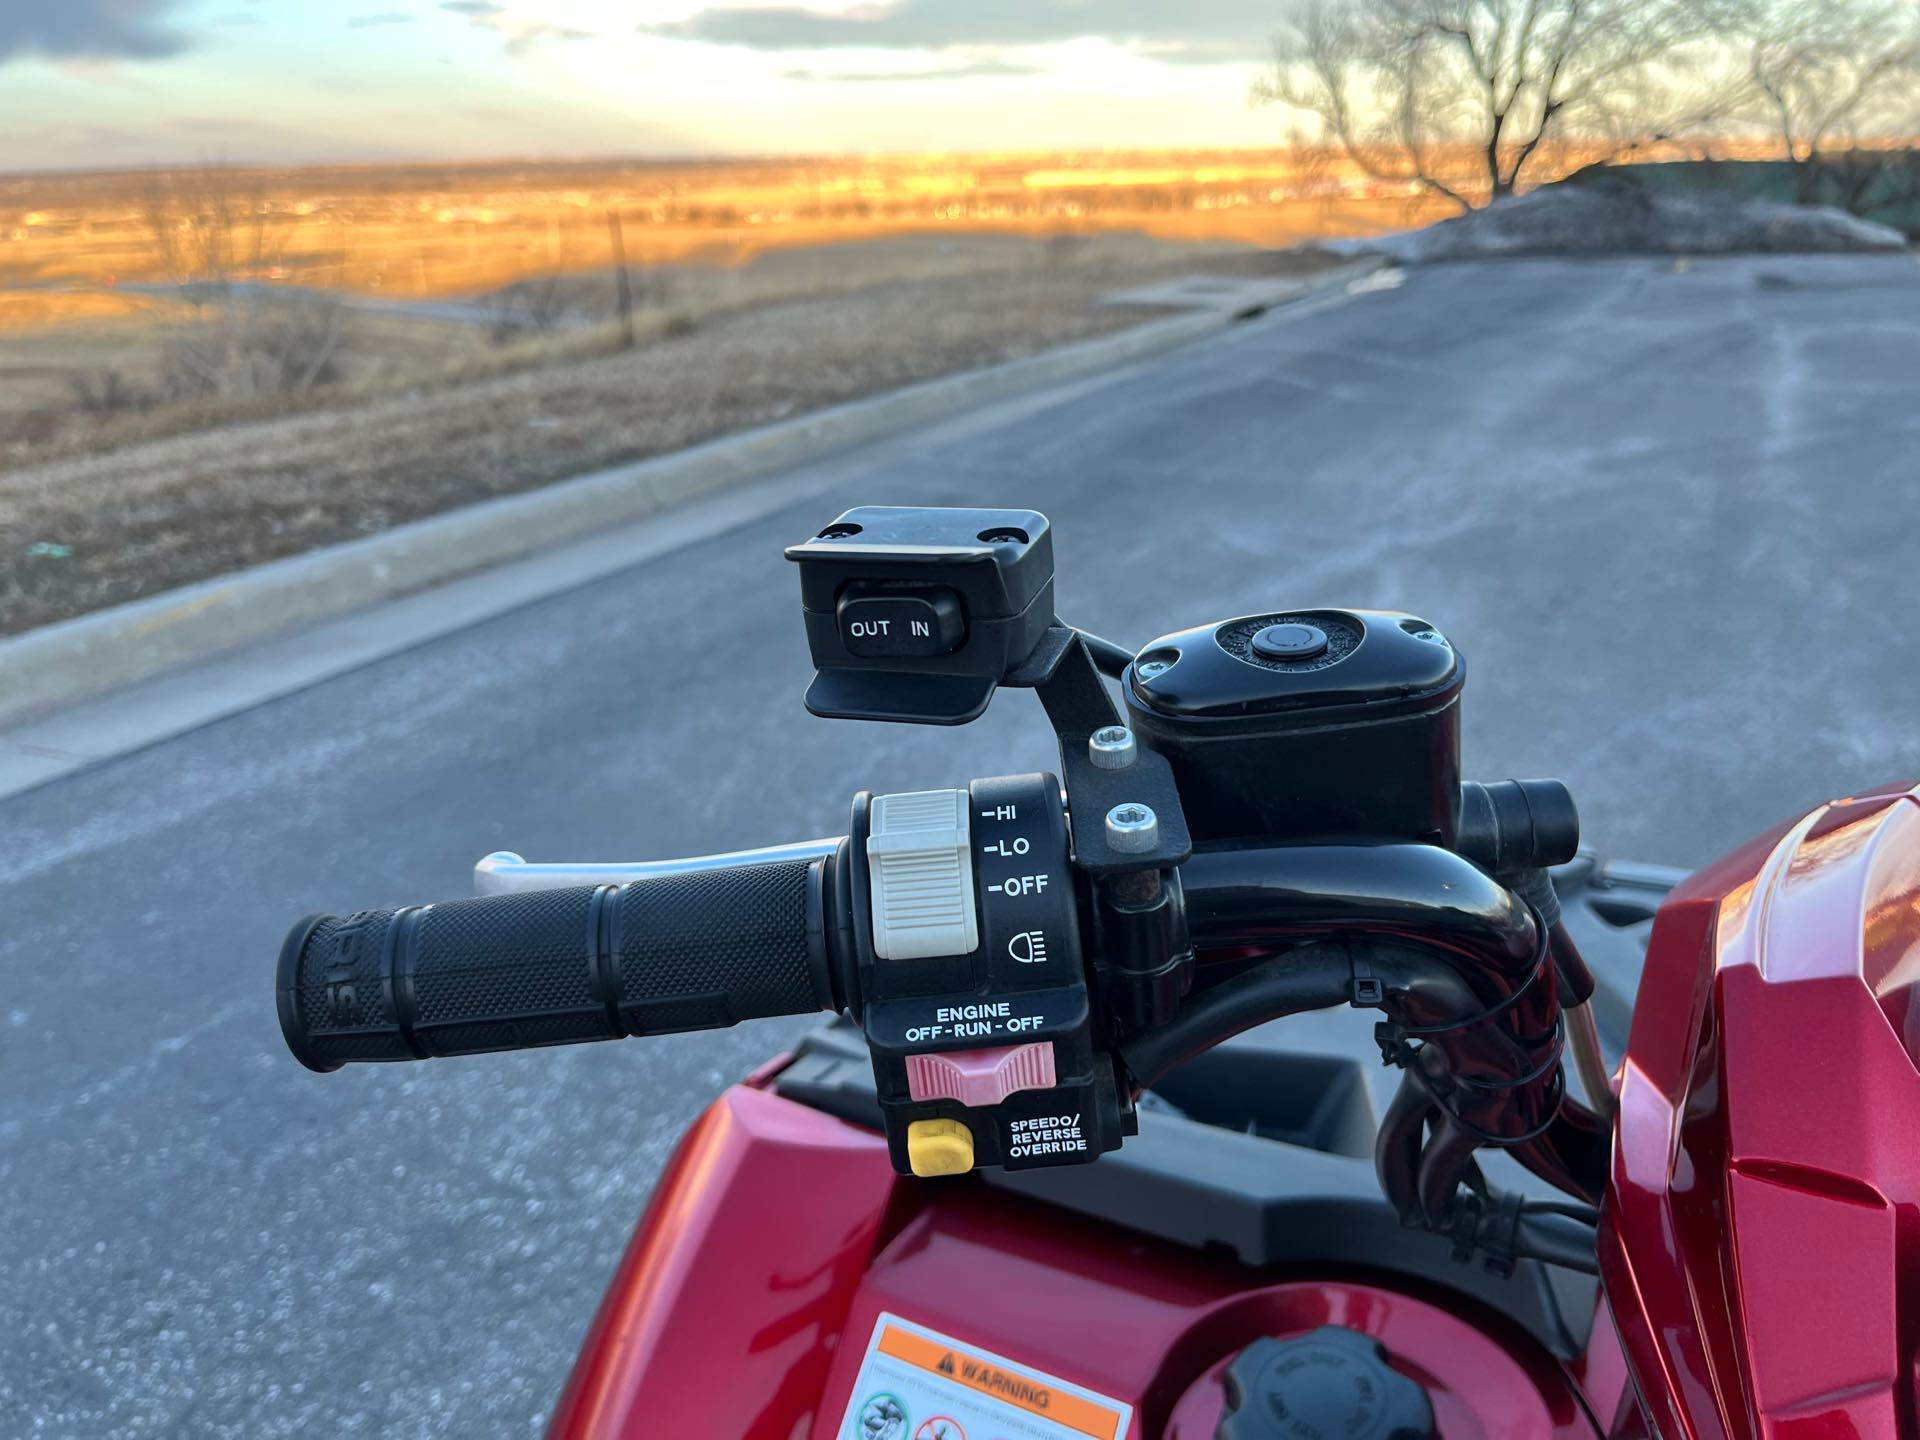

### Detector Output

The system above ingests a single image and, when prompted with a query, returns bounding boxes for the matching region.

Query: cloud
[432,1,585,57]
[0,0,189,63]
[503,22,593,56]
[782,58,1042,83]
[213,10,263,25]
[348,11,416,26]
[1136,39,1267,67]
[650,0,1277,61]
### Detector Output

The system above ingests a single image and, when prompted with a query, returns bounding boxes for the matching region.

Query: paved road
[8,254,1920,1437]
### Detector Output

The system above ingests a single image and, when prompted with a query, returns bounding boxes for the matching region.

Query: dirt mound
[1362,177,1908,261]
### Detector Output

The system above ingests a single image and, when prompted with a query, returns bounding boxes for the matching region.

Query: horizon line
[11,133,1912,186]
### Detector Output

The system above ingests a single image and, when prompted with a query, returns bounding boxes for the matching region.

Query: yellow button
[906,1118,974,1177]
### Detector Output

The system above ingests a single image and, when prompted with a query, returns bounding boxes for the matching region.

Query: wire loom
[1124,846,1611,1260]
[1373,912,1567,1149]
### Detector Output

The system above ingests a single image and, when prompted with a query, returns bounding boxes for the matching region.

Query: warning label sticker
[838,1312,1132,1440]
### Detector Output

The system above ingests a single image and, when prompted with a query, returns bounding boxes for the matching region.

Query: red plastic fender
[548,1082,900,1439]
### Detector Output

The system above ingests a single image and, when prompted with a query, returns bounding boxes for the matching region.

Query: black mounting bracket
[1008,625,1192,878]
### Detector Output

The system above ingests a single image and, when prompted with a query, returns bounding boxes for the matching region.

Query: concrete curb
[1,259,1381,727]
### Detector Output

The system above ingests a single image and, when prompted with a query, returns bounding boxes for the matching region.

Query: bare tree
[1744,0,1920,214]
[1257,0,1746,211]
[1273,121,1346,228]
[482,274,570,342]
[606,208,636,349]
[142,168,346,403]
[67,368,150,416]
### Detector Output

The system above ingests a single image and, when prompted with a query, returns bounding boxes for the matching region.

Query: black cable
[1508,870,1597,1007]
[1523,1198,1602,1225]
[1375,1071,1433,1229]
[1126,912,1593,1216]
[1512,1211,1601,1275]
[1442,1185,1601,1275]
[1509,1094,1610,1206]
[1388,921,1553,1038]
[1126,934,1552,1130]
[1119,944,1353,1086]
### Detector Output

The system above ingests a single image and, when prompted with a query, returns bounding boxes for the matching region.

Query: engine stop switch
[904,1041,1057,1107]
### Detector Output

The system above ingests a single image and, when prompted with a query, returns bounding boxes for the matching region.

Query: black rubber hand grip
[278,858,831,1072]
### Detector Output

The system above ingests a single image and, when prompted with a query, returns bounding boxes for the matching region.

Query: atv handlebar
[272,505,1615,1274]
[277,855,839,1072]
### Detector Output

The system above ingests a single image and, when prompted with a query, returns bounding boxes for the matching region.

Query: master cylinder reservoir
[1123,609,1464,848]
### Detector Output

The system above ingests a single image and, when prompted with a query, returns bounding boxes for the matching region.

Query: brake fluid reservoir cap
[1216,1327,1434,1440]
[1251,622,1328,661]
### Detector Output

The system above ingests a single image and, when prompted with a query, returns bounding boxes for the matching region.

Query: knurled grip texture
[277,859,826,1072]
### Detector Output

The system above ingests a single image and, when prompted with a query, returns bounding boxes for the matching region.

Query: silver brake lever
[473,838,842,896]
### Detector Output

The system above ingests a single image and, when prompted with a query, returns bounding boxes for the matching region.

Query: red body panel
[547,1082,900,1438]
[813,1190,1596,1439]
[1603,782,1920,1438]
[552,1087,1600,1438]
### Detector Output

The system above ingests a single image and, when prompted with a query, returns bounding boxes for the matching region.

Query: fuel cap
[1216,1327,1434,1440]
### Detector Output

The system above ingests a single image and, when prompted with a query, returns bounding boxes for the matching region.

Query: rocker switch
[867,788,980,961]
[904,1042,1057,1107]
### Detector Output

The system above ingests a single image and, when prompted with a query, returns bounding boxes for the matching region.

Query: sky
[0,0,1296,171]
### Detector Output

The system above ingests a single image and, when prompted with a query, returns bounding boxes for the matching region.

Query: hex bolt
[1087,725,1137,769]
[1106,802,1159,854]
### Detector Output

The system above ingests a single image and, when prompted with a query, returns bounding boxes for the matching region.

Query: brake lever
[473,839,843,895]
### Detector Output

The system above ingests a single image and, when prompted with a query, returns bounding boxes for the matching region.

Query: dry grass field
[0,225,1343,634]
[15,143,1667,634]
[0,229,1292,460]
[0,150,1451,449]
[1,150,1421,298]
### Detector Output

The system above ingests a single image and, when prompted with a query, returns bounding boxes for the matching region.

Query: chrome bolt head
[1106,802,1159,854]
[1088,725,1137,769]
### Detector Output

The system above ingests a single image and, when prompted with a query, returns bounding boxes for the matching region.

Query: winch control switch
[786,506,1055,724]
[852,773,1132,1177]
[836,584,965,659]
